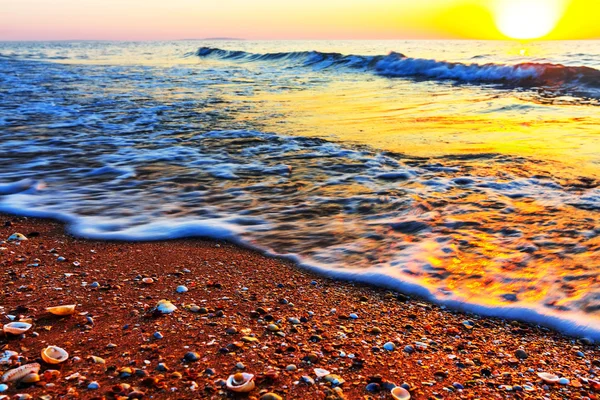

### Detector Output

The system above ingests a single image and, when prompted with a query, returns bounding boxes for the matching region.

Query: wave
[2,129,600,340]
[196,47,600,94]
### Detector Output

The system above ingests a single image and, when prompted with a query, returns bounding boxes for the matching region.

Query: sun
[494,0,564,40]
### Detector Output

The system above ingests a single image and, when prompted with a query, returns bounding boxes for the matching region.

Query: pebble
[156,363,169,371]
[558,378,570,385]
[0,384,7,392]
[226,327,237,334]
[453,382,464,390]
[87,381,99,390]
[366,383,381,392]
[383,342,396,351]
[176,285,188,293]
[184,352,200,362]
[404,345,415,353]
[153,331,163,340]
[349,313,359,319]
[260,394,283,400]
[515,349,528,359]
[301,376,315,385]
[286,364,297,371]
[267,324,280,332]
[235,362,245,369]
[89,281,99,288]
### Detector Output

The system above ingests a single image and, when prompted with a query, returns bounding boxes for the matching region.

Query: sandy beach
[1,213,598,399]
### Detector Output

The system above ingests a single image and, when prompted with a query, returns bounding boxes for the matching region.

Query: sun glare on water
[494,0,564,40]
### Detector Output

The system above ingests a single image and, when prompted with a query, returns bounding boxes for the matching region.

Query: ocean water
[1,40,600,338]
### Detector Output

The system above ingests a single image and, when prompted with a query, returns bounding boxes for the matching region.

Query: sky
[1,0,600,41]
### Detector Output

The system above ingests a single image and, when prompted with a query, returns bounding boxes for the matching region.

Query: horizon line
[2,37,600,43]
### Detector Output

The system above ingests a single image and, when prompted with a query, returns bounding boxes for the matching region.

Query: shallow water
[1,40,600,338]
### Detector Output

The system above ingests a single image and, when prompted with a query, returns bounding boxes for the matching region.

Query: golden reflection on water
[253,78,600,179]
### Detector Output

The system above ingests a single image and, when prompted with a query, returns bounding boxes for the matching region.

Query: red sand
[1,214,599,399]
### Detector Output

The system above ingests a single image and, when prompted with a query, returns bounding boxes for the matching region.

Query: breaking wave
[197,47,600,94]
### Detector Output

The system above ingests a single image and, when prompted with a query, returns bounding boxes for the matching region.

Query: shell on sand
[226,373,255,393]
[156,300,177,314]
[537,372,560,384]
[314,368,330,378]
[391,386,411,400]
[2,322,32,335]
[7,233,28,241]
[46,304,76,316]
[2,363,40,382]
[41,346,69,364]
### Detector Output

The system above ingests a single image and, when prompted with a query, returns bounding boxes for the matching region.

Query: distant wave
[197,47,600,93]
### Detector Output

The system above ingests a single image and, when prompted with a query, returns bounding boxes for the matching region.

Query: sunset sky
[2,0,600,41]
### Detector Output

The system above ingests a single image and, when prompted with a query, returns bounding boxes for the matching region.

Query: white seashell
[7,233,28,242]
[2,322,32,335]
[391,386,411,400]
[2,363,40,382]
[156,300,177,314]
[314,368,330,378]
[226,373,255,393]
[537,372,560,384]
[46,304,76,316]
[0,351,19,365]
[41,346,68,364]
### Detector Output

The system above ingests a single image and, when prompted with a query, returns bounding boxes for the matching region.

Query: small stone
[267,324,280,332]
[204,368,216,376]
[304,353,319,363]
[235,362,245,369]
[453,382,464,390]
[156,363,169,372]
[260,394,283,400]
[153,332,163,340]
[558,378,570,385]
[87,382,100,390]
[383,342,396,351]
[366,383,381,392]
[176,285,188,293]
[0,384,7,392]
[89,282,99,288]
[184,352,200,362]
[286,364,297,371]
[301,376,315,385]
[404,345,415,353]
[370,327,382,334]
[515,349,528,360]
[349,313,359,319]
[226,327,237,334]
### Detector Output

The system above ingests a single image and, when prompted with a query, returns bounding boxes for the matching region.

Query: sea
[1,40,599,339]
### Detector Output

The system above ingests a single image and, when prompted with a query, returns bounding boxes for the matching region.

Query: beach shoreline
[1,212,599,399]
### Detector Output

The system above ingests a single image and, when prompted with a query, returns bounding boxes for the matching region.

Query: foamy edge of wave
[0,201,598,342]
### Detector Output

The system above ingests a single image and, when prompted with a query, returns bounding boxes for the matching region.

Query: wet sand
[1,213,599,399]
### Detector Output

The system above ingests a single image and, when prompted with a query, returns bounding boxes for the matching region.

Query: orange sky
[1,0,599,41]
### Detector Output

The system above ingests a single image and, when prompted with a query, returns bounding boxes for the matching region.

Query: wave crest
[197,46,600,93]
